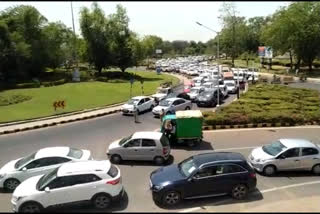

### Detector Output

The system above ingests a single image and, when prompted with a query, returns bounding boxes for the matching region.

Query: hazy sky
[0,1,289,42]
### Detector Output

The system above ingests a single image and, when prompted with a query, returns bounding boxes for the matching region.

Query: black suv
[149,152,257,207]
[195,88,223,107]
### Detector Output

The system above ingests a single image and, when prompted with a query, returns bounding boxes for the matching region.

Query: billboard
[155,49,162,54]
[265,46,273,58]
[258,46,265,57]
[258,46,273,58]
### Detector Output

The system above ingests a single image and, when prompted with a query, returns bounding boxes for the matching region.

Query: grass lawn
[0,70,179,123]
[203,83,320,126]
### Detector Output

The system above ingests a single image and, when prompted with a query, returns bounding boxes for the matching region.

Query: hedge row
[203,83,320,125]
[0,94,32,106]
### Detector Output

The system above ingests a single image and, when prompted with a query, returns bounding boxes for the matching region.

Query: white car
[187,86,205,101]
[122,96,155,115]
[152,97,192,117]
[224,80,238,94]
[192,77,205,87]
[0,147,92,191]
[151,87,173,103]
[11,160,123,212]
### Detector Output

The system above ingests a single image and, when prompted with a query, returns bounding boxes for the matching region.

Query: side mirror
[22,167,27,171]
[45,187,50,193]
[279,155,286,159]
[123,144,128,148]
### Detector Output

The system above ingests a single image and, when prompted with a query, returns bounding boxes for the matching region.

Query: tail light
[106,177,121,185]
[249,172,256,178]
[163,147,168,155]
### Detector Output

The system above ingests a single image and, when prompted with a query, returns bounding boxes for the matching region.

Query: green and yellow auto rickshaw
[160,110,203,147]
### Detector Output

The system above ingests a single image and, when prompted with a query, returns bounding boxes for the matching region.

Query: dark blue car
[149,152,257,207]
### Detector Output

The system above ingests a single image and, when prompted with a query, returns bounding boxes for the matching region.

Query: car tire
[154,156,165,165]
[231,184,248,200]
[185,106,190,110]
[263,165,276,176]
[110,154,122,164]
[19,201,43,213]
[161,190,181,207]
[4,178,20,192]
[312,164,320,175]
[92,193,112,209]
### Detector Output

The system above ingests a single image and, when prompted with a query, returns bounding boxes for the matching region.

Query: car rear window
[160,135,169,147]
[107,164,118,178]
[67,148,83,159]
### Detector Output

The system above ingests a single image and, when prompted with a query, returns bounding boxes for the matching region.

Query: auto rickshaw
[160,110,203,147]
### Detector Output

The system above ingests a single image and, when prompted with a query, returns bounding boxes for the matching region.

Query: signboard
[265,46,273,59]
[72,68,80,82]
[155,49,162,54]
[258,46,265,57]
[53,100,65,111]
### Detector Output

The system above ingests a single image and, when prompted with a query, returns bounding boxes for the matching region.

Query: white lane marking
[214,146,257,151]
[204,126,320,133]
[179,180,320,213]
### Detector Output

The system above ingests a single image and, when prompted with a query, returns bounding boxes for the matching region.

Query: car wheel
[263,165,276,176]
[312,164,320,175]
[185,106,190,110]
[154,156,165,165]
[19,202,43,213]
[4,178,20,191]
[231,184,248,200]
[162,190,181,207]
[92,193,112,209]
[110,154,122,164]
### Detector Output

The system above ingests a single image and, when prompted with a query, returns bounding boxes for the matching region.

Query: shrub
[0,94,32,106]
[15,83,40,89]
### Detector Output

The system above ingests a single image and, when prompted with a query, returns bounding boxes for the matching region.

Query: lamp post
[70,2,78,70]
[196,21,220,107]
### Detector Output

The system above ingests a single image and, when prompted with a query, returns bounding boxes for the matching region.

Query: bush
[15,83,40,89]
[0,94,32,106]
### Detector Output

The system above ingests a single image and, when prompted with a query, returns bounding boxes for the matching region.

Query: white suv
[11,160,124,212]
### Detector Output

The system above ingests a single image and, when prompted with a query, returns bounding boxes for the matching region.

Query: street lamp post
[196,21,220,107]
[71,2,78,69]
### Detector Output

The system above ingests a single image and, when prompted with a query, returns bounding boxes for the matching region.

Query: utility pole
[71,1,78,69]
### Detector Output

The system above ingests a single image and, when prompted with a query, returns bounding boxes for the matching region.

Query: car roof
[193,152,246,166]
[132,96,147,100]
[132,131,163,140]
[166,97,181,102]
[279,138,316,148]
[35,147,70,159]
[57,160,111,177]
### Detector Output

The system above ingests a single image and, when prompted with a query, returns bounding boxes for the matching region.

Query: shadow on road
[257,170,318,178]
[156,189,263,210]
[0,188,11,194]
[170,140,214,151]
[46,190,129,213]
[117,155,174,167]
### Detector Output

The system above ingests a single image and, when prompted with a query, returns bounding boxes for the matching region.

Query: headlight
[0,174,6,179]
[153,185,164,191]
[12,196,25,202]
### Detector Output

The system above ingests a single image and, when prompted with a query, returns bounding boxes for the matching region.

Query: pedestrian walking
[159,109,165,124]
[133,104,139,123]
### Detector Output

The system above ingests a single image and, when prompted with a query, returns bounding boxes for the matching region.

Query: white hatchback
[0,147,92,191]
[11,160,123,212]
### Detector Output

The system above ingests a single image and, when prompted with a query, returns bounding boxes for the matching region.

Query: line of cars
[1,135,320,212]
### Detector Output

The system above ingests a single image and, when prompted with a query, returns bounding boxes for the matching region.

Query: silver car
[248,138,320,176]
[152,97,192,117]
[106,132,171,165]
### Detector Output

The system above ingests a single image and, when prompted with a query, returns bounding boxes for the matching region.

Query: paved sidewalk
[0,73,186,135]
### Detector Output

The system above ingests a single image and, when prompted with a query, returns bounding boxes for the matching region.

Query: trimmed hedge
[203,83,320,125]
[0,94,32,106]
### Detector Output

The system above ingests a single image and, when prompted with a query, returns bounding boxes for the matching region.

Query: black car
[195,89,222,107]
[176,92,190,100]
[149,152,257,207]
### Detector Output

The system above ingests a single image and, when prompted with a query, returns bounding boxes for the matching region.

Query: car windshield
[119,134,133,146]
[262,140,287,156]
[201,91,213,96]
[226,83,235,86]
[67,148,83,159]
[190,89,199,93]
[36,167,59,191]
[178,157,197,177]
[15,152,36,169]
[127,98,139,105]
[159,100,172,107]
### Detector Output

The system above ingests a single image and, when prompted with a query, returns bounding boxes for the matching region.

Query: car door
[171,100,180,112]
[300,147,320,170]
[144,98,151,110]
[137,99,145,112]
[276,148,301,171]
[122,139,142,160]
[185,165,218,198]
[19,157,69,181]
[140,139,157,160]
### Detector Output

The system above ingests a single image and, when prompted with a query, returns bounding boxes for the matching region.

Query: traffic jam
[1,56,320,212]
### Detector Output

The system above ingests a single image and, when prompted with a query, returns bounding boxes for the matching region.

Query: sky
[0,1,290,42]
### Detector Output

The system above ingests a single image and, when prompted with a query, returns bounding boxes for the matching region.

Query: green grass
[0,70,179,123]
[203,83,320,125]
